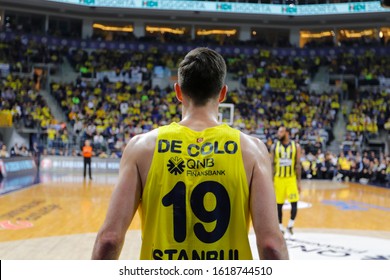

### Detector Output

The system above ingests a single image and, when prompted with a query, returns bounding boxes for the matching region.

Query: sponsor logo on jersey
[167,157,185,175]
[186,170,226,177]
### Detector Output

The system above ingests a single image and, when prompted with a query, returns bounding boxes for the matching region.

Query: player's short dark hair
[178,47,226,106]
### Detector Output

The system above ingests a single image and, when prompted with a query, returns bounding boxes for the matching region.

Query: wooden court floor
[0,173,390,259]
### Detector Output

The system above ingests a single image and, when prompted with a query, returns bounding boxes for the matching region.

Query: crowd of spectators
[300,148,390,187]
[50,48,333,158]
[0,142,33,158]
[329,50,390,79]
[346,90,389,136]
[304,35,387,49]
[68,48,182,79]
[68,47,316,85]
[45,59,389,187]
[47,74,342,163]
[234,50,318,86]
[327,48,390,158]
[0,38,64,73]
[1,33,389,187]
[230,89,337,149]
[0,75,58,130]
[50,78,181,158]
[339,88,390,156]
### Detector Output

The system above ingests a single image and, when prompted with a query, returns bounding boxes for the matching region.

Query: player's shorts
[274,176,299,204]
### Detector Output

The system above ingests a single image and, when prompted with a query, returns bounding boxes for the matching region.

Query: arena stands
[46,76,389,186]
[329,50,390,78]
[346,90,389,138]
[0,28,389,187]
[0,75,57,130]
[236,50,316,88]
[50,78,181,158]
[0,38,64,73]
[67,48,182,80]
[300,147,390,186]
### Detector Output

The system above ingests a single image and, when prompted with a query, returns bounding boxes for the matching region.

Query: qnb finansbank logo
[167,157,185,175]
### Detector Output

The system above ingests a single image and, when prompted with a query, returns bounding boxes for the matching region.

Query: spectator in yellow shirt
[338,152,352,181]
[47,127,56,148]
[384,118,390,131]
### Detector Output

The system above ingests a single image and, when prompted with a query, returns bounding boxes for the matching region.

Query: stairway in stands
[37,56,79,125]
[327,100,353,155]
[309,65,351,156]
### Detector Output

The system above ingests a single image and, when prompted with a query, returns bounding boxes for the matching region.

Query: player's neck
[179,103,220,130]
[281,138,290,145]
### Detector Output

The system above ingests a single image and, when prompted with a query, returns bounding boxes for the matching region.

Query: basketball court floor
[1,171,390,260]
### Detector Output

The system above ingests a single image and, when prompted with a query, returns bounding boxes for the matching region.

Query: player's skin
[92,83,289,260]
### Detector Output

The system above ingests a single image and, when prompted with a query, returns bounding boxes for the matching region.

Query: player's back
[140,122,252,260]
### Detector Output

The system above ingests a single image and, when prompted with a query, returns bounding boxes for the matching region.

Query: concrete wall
[289,28,300,48]
[82,18,94,39]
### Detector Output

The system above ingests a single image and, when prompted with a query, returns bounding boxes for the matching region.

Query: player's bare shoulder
[123,129,158,161]
[239,132,271,186]
[239,132,268,158]
[131,129,158,149]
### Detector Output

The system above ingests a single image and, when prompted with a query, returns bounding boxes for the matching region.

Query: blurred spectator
[325,152,338,180]
[0,145,10,158]
[337,152,352,181]
[10,143,20,157]
[19,145,29,156]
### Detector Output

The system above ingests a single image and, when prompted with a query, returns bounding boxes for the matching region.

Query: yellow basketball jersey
[140,122,252,260]
[274,140,297,178]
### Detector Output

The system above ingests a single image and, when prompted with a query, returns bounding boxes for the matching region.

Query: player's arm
[295,143,302,193]
[91,136,143,260]
[270,143,275,178]
[248,137,289,260]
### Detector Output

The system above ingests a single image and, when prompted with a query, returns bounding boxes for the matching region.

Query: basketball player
[271,126,302,235]
[92,48,288,260]
[82,140,93,180]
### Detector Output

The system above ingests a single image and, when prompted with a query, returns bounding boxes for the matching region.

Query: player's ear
[174,83,183,103]
[218,85,228,103]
